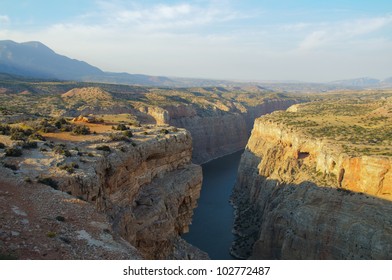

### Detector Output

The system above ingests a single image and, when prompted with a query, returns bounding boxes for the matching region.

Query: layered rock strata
[231,118,392,259]
[60,130,205,259]
[146,99,299,163]
[2,128,206,259]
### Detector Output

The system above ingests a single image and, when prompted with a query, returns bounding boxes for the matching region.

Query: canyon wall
[11,129,207,259]
[146,99,299,164]
[63,130,206,259]
[231,118,392,259]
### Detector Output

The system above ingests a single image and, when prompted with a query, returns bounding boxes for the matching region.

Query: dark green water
[183,150,243,260]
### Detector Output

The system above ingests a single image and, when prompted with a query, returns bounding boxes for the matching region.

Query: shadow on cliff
[231,153,392,260]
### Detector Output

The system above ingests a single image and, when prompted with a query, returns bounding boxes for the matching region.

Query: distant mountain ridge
[329,77,392,88]
[0,40,391,89]
[0,40,173,86]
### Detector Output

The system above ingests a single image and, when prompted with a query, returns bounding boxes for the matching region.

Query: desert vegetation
[265,91,392,156]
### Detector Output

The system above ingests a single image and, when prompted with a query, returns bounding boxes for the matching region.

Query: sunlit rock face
[156,99,299,163]
[231,117,392,260]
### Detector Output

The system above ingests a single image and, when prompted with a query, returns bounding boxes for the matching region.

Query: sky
[0,0,392,82]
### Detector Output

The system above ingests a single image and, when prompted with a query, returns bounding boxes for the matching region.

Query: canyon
[1,125,208,259]
[2,79,392,260]
[143,99,298,163]
[0,92,296,259]
[1,79,302,259]
[231,101,392,259]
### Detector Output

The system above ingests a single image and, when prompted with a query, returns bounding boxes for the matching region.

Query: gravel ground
[0,169,141,260]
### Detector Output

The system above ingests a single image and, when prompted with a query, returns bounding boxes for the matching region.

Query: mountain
[329,77,381,87]
[0,40,172,86]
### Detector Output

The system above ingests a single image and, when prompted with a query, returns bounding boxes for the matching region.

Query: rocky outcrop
[58,130,205,259]
[144,99,299,163]
[138,106,170,125]
[231,117,392,259]
[4,127,206,259]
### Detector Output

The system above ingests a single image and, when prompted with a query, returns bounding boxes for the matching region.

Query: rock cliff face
[146,99,299,163]
[58,130,205,259]
[3,128,206,259]
[231,118,392,259]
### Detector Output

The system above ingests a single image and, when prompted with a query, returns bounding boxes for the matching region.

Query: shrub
[0,124,11,135]
[29,132,46,141]
[3,163,18,171]
[10,131,28,141]
[59,124,73,132]
[53,144,72,157]
[0,142,5,149]
[35,119,56,133]
[38,177,59,190]
[59,165,74,174]
[72,125,90,135]
[5,147,23,157]
[58,162,79,174]
[55,216,66,222]
[96,145,111,152]
[113,123,128,131]
[109,133,130,142]
[21,141,38,149]
[9,127,35,141]
[54,118,69,129]
[24,177,32,183]
[119,146,127,152]
[122,130,133,138]
[46,231,57,238]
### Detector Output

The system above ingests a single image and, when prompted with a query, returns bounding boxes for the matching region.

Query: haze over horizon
[1,0,392,83]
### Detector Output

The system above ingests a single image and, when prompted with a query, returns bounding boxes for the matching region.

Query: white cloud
[345,16,392,36]
[299,15,392,50]
[115,3,194,25]
[82,1,243,32]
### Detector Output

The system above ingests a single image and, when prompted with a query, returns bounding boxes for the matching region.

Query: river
[183,150,243,260]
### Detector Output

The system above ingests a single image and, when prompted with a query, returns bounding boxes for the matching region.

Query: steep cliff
[231,117,392,259]
[145,99,299,163]
[61,129,204,259]
[1,125,206,259]
[170,99,299,163]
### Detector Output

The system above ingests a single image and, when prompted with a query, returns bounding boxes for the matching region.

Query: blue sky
[1,0,392,82]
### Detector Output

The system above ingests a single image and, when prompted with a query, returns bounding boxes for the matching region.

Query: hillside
[0,40,172,86]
